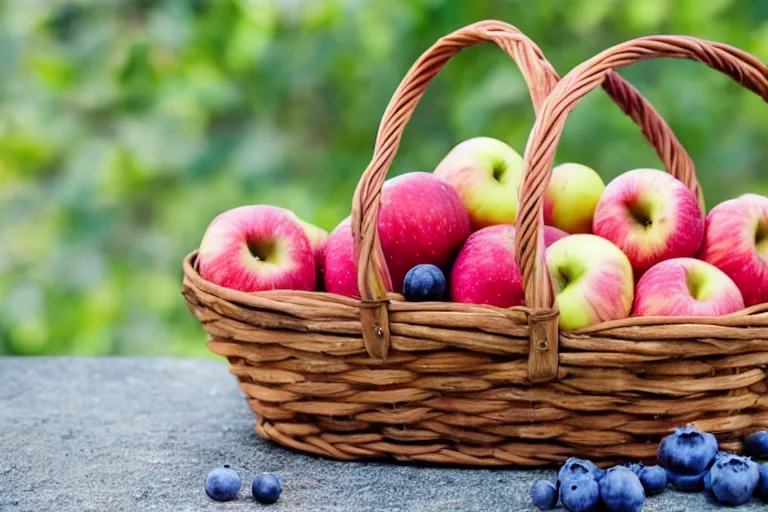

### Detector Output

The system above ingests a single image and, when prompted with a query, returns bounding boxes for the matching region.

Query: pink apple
[323,217,360,298]
[450,224,566,308]
[433,137,525,230]
[324,172,470,297]
[546,234,634,329]
[294,216,329,290]
[632,258,744,317]
[698,193,768,306]
[593,168,704,276]
[198,205,316,292]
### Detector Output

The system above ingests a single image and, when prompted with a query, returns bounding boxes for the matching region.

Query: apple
[198,205,316,292]
[286,213,328,289]
[450,224,568,308]
[545,234,634,329]
[433,137,524,230]
[698,193,768,307]
[632,258,744,317]
[544,162,605,234]
[593,168,704,276]
[324,172,470,297]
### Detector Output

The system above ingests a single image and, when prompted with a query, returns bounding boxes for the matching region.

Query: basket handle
[516,36,768,379]
[350,20,696,361]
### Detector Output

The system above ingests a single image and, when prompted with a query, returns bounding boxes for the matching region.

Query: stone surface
[0,357,765,511]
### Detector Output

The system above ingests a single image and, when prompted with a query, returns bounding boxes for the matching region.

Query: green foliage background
[3,0,768,356]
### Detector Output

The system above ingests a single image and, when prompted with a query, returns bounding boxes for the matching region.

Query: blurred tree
[1,0,768,355]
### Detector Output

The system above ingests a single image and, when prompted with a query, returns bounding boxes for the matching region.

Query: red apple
[323,217,360,298]
[593,169,704,276]
[698,193,768,306]
[632,258,744,317]
[290,215,329,290]
[198,205,316,292]
[450,225,566,308]
[324,172,470,297]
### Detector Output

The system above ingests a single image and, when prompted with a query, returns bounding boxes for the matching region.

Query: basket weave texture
[182,20,768,467]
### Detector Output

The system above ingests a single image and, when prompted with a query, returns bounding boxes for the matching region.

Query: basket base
[250,408,744,468]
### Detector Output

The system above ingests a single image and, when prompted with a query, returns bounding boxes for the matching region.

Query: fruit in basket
[530,480,557,511]
[295,217,329,287]
[198,205,316,293]
[252,473,282,504]
[450,225,567,308]
[708,453,759,506]
[637,465,667,495]
[658,425,718,477]
[559,475,601,512]
[599,466,645,512]
[544,163,605,234]
[698,193,768,307]
[744,431,768,458]
[205,465,241,502]
[545,234,634,329]
[324,172,470,297]
[631,258,744,317]
[432,137,524,230]
[593,169,704,276]
[403,264,446,302]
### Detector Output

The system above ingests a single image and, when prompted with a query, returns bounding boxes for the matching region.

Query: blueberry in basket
[403,264,446,301]
[204,465,241,502]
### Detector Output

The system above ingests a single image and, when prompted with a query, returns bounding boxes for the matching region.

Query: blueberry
[403,264,446,302]
[252,473,282,504]
[530,480,557,511]
[757,463,768,501]
[708,453,759,506]
[557,457,605,489]
[703,470,711,491]
[559,476,601,512]
[205,465,241,502]
[637,465,667,495]
[657,424,718,475]
[626,462,643,476]
[599,466,645,512]
[666,468,708,492]
[745,431,768,459]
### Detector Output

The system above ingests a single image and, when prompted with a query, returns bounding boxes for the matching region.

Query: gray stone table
[0,357,765,511]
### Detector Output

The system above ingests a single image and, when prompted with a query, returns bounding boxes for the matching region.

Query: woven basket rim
[184,250,768,338]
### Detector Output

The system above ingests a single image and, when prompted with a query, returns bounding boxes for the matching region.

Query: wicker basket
[182,21,768,467]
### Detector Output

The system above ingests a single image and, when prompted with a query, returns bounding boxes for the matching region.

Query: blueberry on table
[205,465,241,502]
[757,463,768,501]
[708,453,759,506]
[626,462,643,476]
[557,457,605,489]
[638,465,667,495]
[657,424,718,475]
[599,466,645,512]
[666,468,708,492]
[559,475,601,512]
[745,431,768,459]
[403,264,446,302]
[252,473,282,504]
[530,480,557,511]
